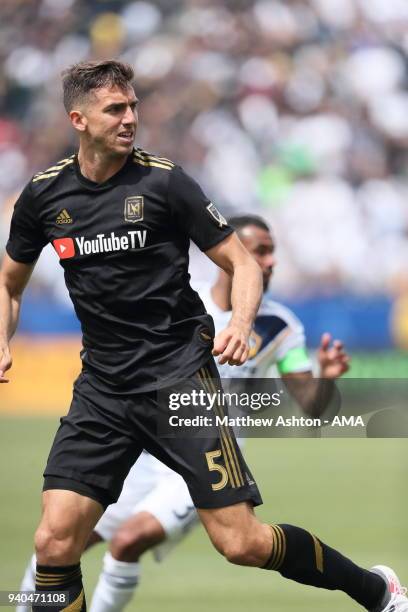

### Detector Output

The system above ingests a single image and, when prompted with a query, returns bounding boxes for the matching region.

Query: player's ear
[70,109,87,132]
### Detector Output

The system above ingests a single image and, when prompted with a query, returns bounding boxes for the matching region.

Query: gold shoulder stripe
[133,152,174,169]
[133,157,173,171]
[134,150,174,168]
[34,156,75,176]
[135,148,174,164]
[33,172,60,182]
[33,158,74,182]
[37,155,74,171]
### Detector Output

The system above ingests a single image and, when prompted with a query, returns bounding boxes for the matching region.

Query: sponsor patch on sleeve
[206,202,227,228]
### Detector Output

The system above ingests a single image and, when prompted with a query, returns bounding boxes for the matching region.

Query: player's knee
[214,528,264,567]
[111,515,163,562]
[222,538,255,566]
[35,525,80,565]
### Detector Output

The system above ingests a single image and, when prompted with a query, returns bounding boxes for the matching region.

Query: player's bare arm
[205,232,262,366]
[0,254,35,382]
[282,332,350,416]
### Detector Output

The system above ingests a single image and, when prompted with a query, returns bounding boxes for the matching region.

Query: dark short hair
[228,214,270,234]
[62,59,135,113]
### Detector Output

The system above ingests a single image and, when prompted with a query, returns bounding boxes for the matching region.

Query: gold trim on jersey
[203,366,245,488]
[219,436,236,488]
[198,366,245,489]
[135,148,174,165]
[133,149,174,171]
[32,172,60,182]
[36,156,75,174]
[198,368,236,487]
[33,156,75,182]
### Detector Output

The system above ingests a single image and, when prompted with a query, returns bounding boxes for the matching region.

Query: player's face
[80,85,138,156]
[239,225,276,292]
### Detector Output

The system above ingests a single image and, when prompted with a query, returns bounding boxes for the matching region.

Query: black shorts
[43,358,262,510]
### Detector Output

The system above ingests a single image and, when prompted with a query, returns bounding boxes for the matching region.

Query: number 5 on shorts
[205,449,228,490]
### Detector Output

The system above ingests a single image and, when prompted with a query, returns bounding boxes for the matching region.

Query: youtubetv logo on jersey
[53,230,147,260]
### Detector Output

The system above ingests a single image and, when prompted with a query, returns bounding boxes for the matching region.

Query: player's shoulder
[30,154,76,193]
[132,147,176,173]
[258,296,305,333]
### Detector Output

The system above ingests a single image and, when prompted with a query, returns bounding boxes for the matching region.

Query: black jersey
[7,148,233,393]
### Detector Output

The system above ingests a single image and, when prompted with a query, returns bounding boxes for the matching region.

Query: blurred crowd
[1,0,408,302]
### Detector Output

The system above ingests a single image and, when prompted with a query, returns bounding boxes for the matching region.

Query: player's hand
[0,345,12,383]
[318,332,350,379]
[212,325,250,366]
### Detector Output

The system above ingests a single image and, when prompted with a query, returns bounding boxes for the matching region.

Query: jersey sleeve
[6,181,47,263]
[168,165,233,251]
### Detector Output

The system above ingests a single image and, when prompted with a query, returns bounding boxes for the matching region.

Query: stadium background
[0,1,407,610]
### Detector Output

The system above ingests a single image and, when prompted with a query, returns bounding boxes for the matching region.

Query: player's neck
[211,274,232,312]
[77,146,129,184]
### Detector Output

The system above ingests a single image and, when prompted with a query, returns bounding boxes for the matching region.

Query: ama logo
[53,237,75,259]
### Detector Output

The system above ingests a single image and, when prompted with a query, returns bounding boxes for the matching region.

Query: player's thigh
[36,489,103,552]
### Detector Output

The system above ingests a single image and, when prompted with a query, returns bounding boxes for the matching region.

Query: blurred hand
[318,332,350,379]
[212,325,250,366]
[0,345,12,383]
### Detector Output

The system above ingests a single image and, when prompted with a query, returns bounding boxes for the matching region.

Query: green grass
[344,351,408,378]
[0,417,407,611]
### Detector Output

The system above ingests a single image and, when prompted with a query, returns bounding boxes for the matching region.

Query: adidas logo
[56,209,73,224]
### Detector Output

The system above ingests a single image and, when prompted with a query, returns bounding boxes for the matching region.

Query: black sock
[33,563,86,611]
[262,524,388,611]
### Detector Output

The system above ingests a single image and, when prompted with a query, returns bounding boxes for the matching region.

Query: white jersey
[196,282,311,378]
[94,284,311,558]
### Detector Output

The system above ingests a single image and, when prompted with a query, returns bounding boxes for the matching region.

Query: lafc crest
[124,196,144,223]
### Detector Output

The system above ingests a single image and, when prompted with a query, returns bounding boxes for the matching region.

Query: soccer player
[88,214,354,612]
[17,213,351,612]
[1,60,406,612]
